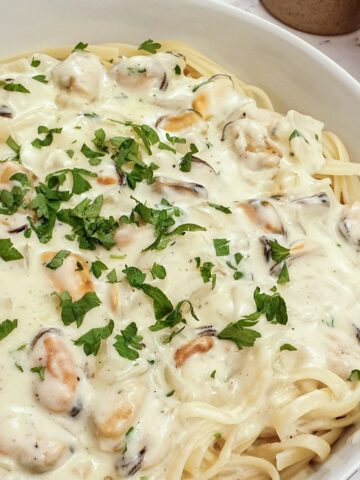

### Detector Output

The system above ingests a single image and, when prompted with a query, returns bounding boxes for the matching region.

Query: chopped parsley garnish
[92,128,108,152]
[125,122,159,155]
[0,238,23,261]
[198,261,216,289]
[151,263,167,280]
[56,291,102,327]
[90,260,108,278]
[213,238,230,257]
[72,41,88,52]
[121,197,205,251]
[280,343,297,351]
[0,319,18,341]
[277,262,290,284]
[210,370,216,378]
[3,82,30,93]
[81,143,105,165]
[253,286,288,324]
[6,136,21,161]
[31,57,41,67]
[45,250,70,270]
[46,168,97,195]
[179,143,198,172]
[0,184,28,215]
[106,268,118,283]
[138,39,161,54]
[74,319,114,356]
[32,75,48,84]
[174,64,181,75]
[165,133,186,145]
[218,316,261,349]
[158,142,176,154]
[348,369,360,381]
[268,239,290,264]
[15,363,23,372]
[66,149,74,158]
[123,266,199,336]
[289,129,309,144]
[208,202,232,214]
[166,389,175,397]
[160,325,185,344]
[32,126,62,149]
[226,252,244,280]
[57,195,118,250]
[31,365,45,381]
[113,321,144,360]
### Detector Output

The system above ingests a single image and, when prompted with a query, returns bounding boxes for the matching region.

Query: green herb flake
[66,149,74,158]
[174,64,181,75]
[277,262,290,285]
[200,261,216,289]
[57,291,102,327]
[72,41,88,52]
[166,389,175,397]
[6,136,21,160]
[208,202,232,214]
[280,343,297,352]
[106,268,118,283]
[15,362,23,372]
[138,39,161,54]
[32,75,48,84]
[32,126,62,149]
[31,58,41,67]
[90,260,108,279]
[150,263,167,280]
[268,239,290,264]
[213,432,222,439]
[74,319,114,356]
[0,319,18,341]
[210,369,216,378]
[45,250,70,270]
[213,238,230,257]
[113,322,144,360]
[348,369,360,381]
[31,365,45,381]
[81,143,105,165]
[179,143,198,172]
[3,83,30,93]
[0,238,23,261]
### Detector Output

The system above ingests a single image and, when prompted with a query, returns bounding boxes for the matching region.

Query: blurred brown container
[261,0,360,35]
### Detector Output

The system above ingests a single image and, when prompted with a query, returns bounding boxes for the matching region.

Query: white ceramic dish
[1,0,360,478]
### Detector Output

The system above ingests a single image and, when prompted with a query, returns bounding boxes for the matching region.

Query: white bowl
[1,1,360,479]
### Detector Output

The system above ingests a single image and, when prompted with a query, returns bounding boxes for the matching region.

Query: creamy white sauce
[0,49,360,480]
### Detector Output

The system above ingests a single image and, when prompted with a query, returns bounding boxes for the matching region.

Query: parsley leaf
[200,261,216,289]
[158,142,176,154]
[138,39,161,54]
[113,322,144,360]
[72,41,88,52]
[253,286,288,324]
[6,136,21,161]
[208,202,232,214]
[106,268,118,283]
[166,133,186,145]
[31,57,40,67]
[90,260,108,279]
[0,185,27,215]
[122,266,146,288]
[0,318,18,341]
[3,83,30,93]
[74,319,114,356]
[57,195,118,250]
[280,343,297,351]
[277,262,290,284]
[125,122,159,155]
[46,168,96,195]
[218,317,261,349]
[213,238,230,257]
[45,250,70,270]
[32,126,62,149]
[348,369,360,381]
[81,143,105,165]
[0,238,23,261]
[151,263,166,279]
[268,239,290,264]
[57,291,101,327]
[174,64,181,75]
[179,143,198,172]
[32,75,48,84]
[31,365,45,381]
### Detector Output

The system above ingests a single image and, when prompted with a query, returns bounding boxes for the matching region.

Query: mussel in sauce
[237,199,285,235]
[152,177,208,199]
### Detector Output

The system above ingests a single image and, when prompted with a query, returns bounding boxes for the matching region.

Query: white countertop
[217,0,360,81]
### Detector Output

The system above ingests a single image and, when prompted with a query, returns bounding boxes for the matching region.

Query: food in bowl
[0,39,360,480]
